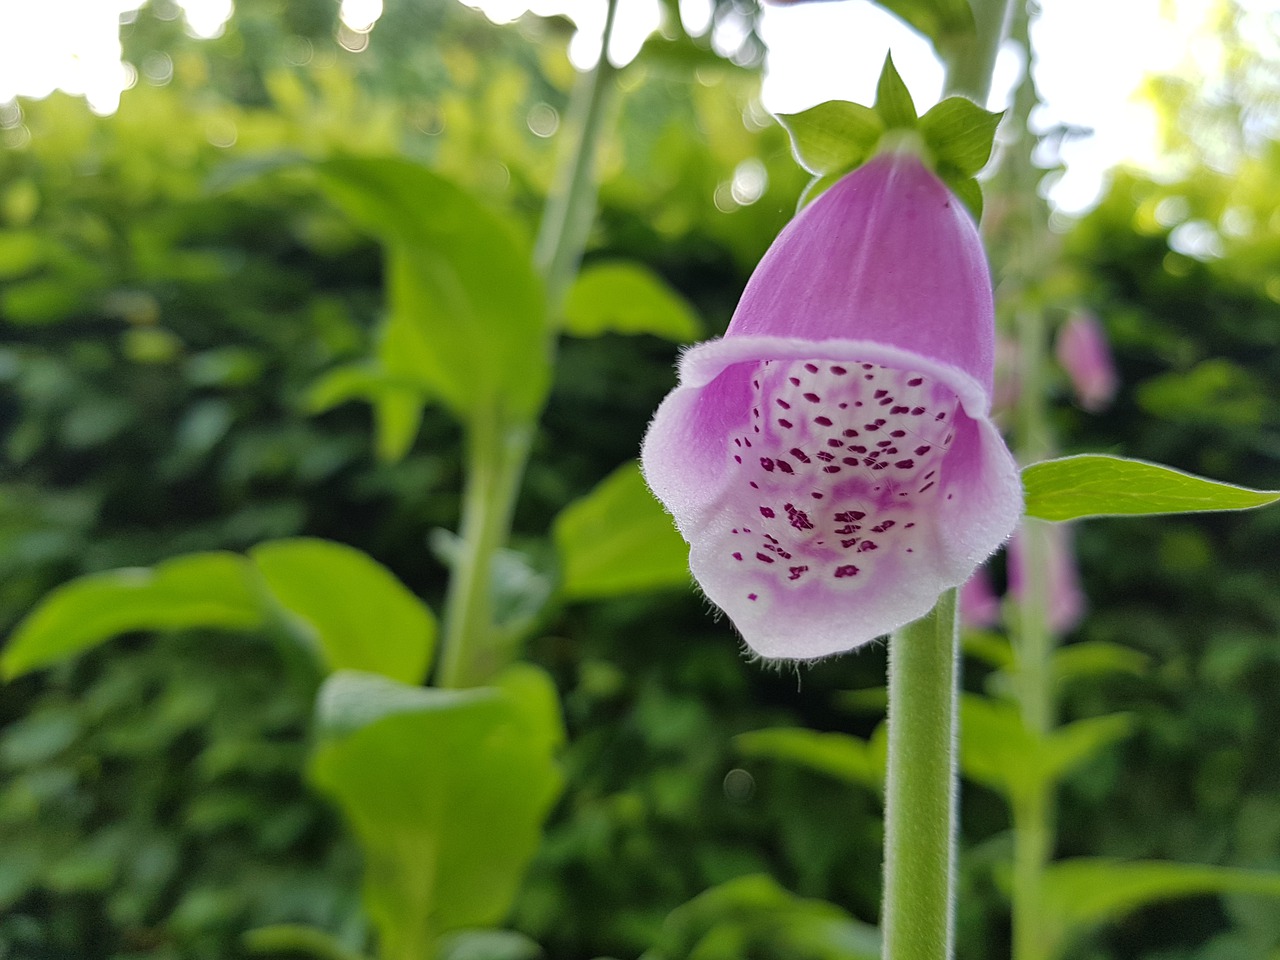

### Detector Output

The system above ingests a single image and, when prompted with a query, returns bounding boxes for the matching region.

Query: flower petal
[641,337,1021,659]
[726,152,996,392]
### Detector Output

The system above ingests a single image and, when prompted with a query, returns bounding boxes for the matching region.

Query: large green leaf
[310,156,551,425]
[1041,858,1280,957]
[1023,454,1280,521]
[735,727,885,791]
[308,667,563,960]
[250,539,435,685]
[2,553,266,679]
[562,261,702,342]
[553,462,691,600]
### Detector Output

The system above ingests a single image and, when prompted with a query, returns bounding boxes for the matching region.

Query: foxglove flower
[1056,311,1118,412]
[1008,522,1085,635]
[641,150,1022,659]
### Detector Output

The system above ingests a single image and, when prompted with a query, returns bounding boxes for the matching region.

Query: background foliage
[1,1,1278,958]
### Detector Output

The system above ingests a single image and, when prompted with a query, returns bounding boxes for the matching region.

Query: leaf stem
[882,589,960,960]
[437,0,621,687]
[534,0,620,311]
[437,412,532,688]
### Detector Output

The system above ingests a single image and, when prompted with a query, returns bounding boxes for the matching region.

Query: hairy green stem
[437,0,621,688]
[882,590,960,960]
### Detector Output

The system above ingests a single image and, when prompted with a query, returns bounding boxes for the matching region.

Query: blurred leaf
[1041,858,1280,956]
[562,262,701,342]
[868,0,974,51]
[310,155,551,425]
[1051,641,1148,690]
[305,362,428,463]
[734,727,884,791]
[309,667,563,955]
[959,695,1134,800]
[2,553,265,679]
[251,538,436,684]
[775,102,884,178]
[436,929,544,960]
[553,462,691,600]
[641,873,880,960]
[243,923,373,960]
[1023,454,1280,521]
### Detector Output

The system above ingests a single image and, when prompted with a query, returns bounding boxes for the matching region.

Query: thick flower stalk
[642,149,1022,659]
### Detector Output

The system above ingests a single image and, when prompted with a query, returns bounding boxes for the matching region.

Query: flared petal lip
[677,334,993,420]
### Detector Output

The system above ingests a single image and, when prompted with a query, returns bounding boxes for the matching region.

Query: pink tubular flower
[641,150,1022,660]
[1008,522,1085,635]
[1055,311,1118,412]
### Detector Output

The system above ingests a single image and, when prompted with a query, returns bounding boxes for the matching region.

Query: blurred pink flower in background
[1008,521,1086,635]
[1055,311,1118,412]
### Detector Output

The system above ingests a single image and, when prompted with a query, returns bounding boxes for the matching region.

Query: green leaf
[734,727,884,791]
[1051,641,1148,690]
[1023,454,1280,522]
[1041,858,1280,956]
[919,98,1003,177]
[642,873,880,960]
[2,553,266,679]
[874,55,917,130]
[310,156,551,425]
[309,668,563,955]
[250,539,435,685]
[775,102,885,178]
[552,462,691,600]
[960,696,1133,800]
[243,924,374,960]
[870,0,974,51]
[436,929,544,960]
[943,175,983,221]
[305,363,428,463]
[562,261,702,342]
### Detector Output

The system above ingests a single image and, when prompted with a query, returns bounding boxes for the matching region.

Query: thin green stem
[882,589,960,960]
[534,0,620,310]
[437,413,533,689]
[437,0,621,688]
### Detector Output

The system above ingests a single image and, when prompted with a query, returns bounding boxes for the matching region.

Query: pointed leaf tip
[874,54,918,130]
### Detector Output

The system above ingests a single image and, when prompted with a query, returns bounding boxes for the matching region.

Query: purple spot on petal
[790,447,811,463]
[788,565,808,581]
[777,460,794,474]
[835,564,859,578]
[831,365,847,375]
[733,552,743,561]
[804,363,819,373]
[908,377,923,386]
[823,465,841,474]
[748,593,757,601]
[756,552,774,564]
[803,392,821,403]
[915,445,932,455]
[895,459,915,469]
[777,398,791,410]
[760,457,775,471]
[760,506,775,518]
[778,419,793,429]
[911,406,926,415]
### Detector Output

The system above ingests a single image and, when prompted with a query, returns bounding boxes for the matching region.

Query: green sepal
[777,55,1001,220]
[874,54,917,130]
[775,101,885,178]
